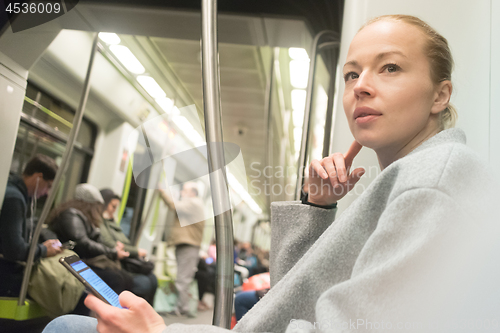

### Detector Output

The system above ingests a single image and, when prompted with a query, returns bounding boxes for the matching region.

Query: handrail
[322,43,340,158]
[23,96,74,129]
[201,0,235,328]
[264,48,276,211]
[295,31,339,200]
[18,33,99,306]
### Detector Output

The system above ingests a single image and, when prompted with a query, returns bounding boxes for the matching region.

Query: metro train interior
[0,0,498,332]
[0,1,343,330]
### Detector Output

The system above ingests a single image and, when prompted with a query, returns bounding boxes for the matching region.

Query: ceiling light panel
[289,60,310,89]
[110,45,145,74]
[288,48,309,61]
[98,32,121,45]
[155,97,174,114]
[294,127,302,152]
[137,76,166,99]
[293,108,304,128]
[291,89,306,112]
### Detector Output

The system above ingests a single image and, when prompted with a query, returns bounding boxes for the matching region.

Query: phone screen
[69,260,123,308]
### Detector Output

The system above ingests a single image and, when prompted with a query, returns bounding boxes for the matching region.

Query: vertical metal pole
[322,47,339,158]
[18,33,99,306]
[295,31,338,200]
[264,48,276,211]
[201,0,234,328]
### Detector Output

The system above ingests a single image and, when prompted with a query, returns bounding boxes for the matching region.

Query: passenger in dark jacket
[48,184,133,294]
[0,154,62,297]
[99,188,157,305]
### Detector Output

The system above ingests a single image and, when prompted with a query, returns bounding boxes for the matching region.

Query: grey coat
[166,128,498,332]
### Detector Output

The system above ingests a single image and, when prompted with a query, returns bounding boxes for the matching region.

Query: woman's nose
[353,72,375,98]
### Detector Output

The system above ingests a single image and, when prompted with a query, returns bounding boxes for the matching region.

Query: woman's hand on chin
[307,141,365,206]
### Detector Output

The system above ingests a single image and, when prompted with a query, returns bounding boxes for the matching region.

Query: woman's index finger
[343,141,363,165]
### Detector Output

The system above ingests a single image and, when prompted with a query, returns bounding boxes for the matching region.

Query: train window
[10,82,97,215]
[23,82,96,149]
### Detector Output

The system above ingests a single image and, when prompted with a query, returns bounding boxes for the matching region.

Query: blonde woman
[43,15,497,333]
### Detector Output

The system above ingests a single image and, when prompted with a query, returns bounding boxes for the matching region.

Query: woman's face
[106,198,120,216]
[343,20,442,152]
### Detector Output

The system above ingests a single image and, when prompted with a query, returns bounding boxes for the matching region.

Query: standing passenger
[159,182,206,317]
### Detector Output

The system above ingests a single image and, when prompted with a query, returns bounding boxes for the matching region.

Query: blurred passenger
[194,255,215,311]
[48,184,133,294]
[234,288,269,322]
[207,238,216,262]
[159,182,205,317]
[252,247,269,275]
[0,154,62,297]
[232,239,248,283]
[99,188,157,305]
[236,242,258,277]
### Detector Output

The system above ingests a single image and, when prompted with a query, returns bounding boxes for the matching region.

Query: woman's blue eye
[344,72,359,81]
[384,64,400,73]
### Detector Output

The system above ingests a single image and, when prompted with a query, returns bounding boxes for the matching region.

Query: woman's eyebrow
[344,51,408,68]
[375,50,408,61]
[343,60,358,68]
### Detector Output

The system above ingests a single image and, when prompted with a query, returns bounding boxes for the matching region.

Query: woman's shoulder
[387,129,491,198]
[52,207,88,224]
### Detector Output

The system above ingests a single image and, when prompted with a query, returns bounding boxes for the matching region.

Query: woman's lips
[353,107,382,124]
[355,114,381,124]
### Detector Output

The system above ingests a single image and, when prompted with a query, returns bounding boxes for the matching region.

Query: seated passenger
[0,154,62,297]
[42,15,500,333]
[48,184,133,295]
[236,242,258,277]
[99,188,157,305]
[234,288,269,322]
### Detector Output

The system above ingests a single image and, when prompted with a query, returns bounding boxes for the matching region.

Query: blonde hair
[361,15,457,130]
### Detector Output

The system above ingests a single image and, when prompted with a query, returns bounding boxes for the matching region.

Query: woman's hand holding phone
[84,291,166,333]
[43,239,63,257]
[307,140,365,206]
[115,241,130,259]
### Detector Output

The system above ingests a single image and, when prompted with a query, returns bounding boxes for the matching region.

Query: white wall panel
[491,0,500,181]
[88,121,135,195]
[0,61,26,206]
[331,0,493,213]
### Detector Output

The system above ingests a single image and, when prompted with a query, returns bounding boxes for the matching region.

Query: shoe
[165,308,183,317]
[186,312,197,318]
[198,301,210,312]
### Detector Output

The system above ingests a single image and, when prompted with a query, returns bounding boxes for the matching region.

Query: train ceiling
[2,0,344,214]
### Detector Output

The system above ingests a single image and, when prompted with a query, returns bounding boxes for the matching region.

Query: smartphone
[59,255,123,308]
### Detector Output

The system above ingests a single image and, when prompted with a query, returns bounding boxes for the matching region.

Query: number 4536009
[5,2,61,14]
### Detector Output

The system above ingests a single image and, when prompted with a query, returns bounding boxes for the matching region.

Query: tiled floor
[161,293,216,327]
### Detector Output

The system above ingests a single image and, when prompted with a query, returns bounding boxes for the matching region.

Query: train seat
[0,297,46,321]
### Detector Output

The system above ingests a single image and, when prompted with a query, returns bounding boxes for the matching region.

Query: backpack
[28,249,85,318]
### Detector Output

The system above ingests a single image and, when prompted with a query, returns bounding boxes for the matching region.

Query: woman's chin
[353,133,384,150]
